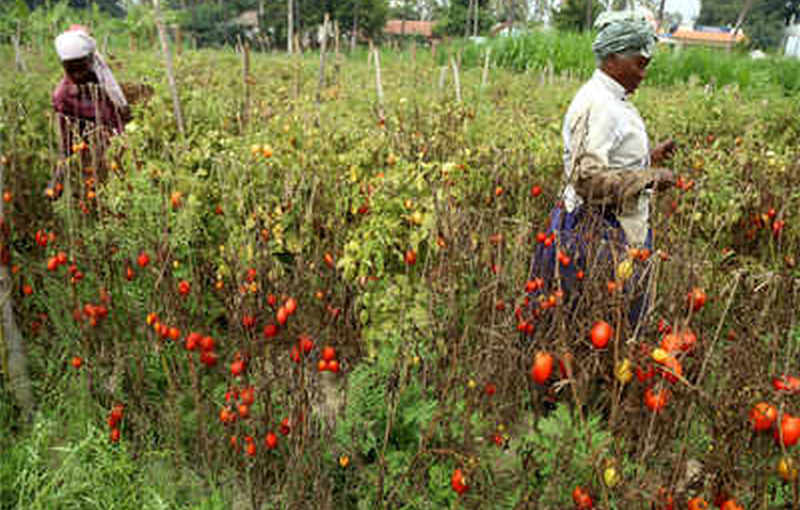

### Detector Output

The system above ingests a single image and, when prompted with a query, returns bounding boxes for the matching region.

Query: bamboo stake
[481,47,491,88]
[13,22,27,73]
[372,44,385,121]
[175,25,182,56]
[450,56,462,103]
[241,40,251,128]
[316,13,330,108]
[153,0,185,137]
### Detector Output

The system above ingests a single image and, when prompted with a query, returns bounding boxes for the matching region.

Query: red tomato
[775,413,800,446]
[687,287,707,312]
[530,351,554,385]
[230,359,246,377]
[322,346,336,362]
[644,386,670,413]
[284,297,298,315]
[589,321,612,349]
[200,336,215,352]
[450,468,469,495]
[240,387,255,406]
[276,306,289,326]
[572,486,593,509]
[749,402,777,432]
[136,251,150,268]
[720,499,744,510]
[263,323,279,338]
[264,431,278,450]
[185,331,202,351]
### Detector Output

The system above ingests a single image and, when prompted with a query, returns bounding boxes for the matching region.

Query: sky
[663,0,701,22]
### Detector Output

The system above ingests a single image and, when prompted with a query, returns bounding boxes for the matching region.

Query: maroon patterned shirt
[52,76,126,158]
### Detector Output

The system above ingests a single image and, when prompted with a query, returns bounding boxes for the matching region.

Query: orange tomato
[687,497,708,510]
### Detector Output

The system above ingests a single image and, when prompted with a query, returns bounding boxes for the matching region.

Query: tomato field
[1,37,800,509]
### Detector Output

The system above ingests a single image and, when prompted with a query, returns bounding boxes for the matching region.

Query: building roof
[231,9,259,27]
[670,27,746,44]
[384,20,434,38]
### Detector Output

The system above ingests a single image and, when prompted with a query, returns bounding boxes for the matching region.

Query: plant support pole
[153,0,185,137]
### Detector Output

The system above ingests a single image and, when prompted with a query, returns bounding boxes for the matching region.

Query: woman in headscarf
[48,25,130,199]
[530,11,676,326]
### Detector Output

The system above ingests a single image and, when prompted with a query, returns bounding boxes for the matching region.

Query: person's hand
[651,139,677,166]
[652,167,675,191]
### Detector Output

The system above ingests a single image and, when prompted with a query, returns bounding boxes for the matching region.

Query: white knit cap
[55,30,96,61]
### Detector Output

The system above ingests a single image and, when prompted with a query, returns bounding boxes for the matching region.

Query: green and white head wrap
[592,10,657,61]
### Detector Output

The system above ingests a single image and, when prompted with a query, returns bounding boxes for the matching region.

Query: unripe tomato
[614,359,633,384]
[778,456,799,482]
[749,402,777,432]
[530,351,554,385]
[589,321,612,349]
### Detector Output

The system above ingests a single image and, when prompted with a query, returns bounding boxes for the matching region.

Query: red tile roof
[671,28,746,44]
[384,20,434,38]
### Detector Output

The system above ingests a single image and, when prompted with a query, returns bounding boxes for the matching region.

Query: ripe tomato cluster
[572,485,592,509]
[107,403,124,443]
[749,400,800,447]
[317,345,340,373]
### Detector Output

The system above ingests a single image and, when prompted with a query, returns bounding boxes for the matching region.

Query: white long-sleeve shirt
[561,69,659,246]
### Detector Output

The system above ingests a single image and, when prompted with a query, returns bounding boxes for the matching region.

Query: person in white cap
[49,25,131,198]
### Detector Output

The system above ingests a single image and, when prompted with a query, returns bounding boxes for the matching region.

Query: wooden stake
[153,0,185,137]
[0,140,34,421]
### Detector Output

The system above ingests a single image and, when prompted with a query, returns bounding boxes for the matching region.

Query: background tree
[697,0,786,49]
[432,0,496,37]
[551,0,603,32]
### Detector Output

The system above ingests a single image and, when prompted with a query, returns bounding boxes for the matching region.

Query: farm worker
[48,24,130,198]
[530,10,676,324]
